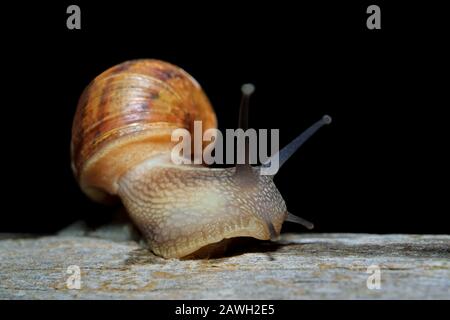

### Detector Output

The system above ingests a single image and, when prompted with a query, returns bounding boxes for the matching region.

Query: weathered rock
[0,233,449,299]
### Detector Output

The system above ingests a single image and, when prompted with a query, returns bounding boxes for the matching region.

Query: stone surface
[0,233,449,299]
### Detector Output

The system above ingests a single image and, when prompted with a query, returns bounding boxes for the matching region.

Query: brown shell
[71,59,217,203]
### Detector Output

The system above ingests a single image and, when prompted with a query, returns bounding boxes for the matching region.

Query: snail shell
[71,59,216,203]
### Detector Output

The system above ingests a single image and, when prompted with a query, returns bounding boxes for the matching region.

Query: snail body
[71,59,330,258]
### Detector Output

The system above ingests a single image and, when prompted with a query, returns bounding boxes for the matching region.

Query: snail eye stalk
[264,114,332,173]
[235,83,255,176]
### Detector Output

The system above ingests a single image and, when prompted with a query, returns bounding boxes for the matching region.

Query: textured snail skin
[118,157,287,258]
[71,59,287,258]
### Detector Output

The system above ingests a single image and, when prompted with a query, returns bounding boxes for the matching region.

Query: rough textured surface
[0,233,449,299]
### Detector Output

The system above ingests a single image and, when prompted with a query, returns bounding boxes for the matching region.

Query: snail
[71,59,331,258]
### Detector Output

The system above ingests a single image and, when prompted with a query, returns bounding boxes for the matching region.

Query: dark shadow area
[182,237,285,260]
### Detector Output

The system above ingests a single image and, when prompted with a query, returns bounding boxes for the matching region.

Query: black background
[1,1,448,234]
